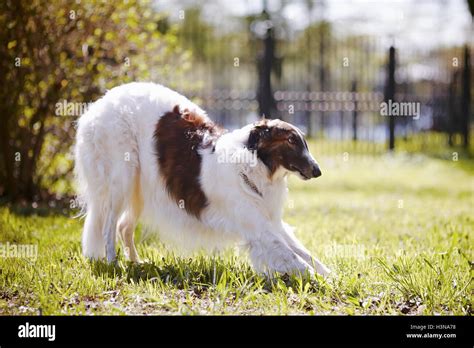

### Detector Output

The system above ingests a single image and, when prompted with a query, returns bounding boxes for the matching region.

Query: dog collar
[240,172,263,198]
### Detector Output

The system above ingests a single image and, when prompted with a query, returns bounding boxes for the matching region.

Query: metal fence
[167,9,472,153]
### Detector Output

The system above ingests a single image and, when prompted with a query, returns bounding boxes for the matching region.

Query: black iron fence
[167,9,472,154]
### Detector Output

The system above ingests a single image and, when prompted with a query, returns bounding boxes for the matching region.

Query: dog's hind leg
[117,211,139,262]
[82,202,106,259]
[103,204,121,263]
[82,194,123,262]
[91,176,129,263]
[117,173,143,262]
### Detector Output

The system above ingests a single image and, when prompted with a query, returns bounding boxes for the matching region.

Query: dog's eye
[288,135,296,144]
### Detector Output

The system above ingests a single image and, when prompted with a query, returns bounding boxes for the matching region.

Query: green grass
[0,140,472,315]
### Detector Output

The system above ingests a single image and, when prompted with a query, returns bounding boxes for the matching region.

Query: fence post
[256,10,276,119]
[448,70,459,147]
[462,45,471,148]
[352,79,358,141]
[385,46,396,151]
[319,22,326,135]
[306,1,313,137]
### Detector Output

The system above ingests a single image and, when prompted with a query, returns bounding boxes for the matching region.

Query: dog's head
[246,118,321,180]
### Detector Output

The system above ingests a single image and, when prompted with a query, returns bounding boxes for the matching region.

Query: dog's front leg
[279,222,331,277]
[247,235,315,277]
[209,198,314,276]
[239,219,315,276]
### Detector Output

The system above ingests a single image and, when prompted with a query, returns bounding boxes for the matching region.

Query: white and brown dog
[74,82,330,276]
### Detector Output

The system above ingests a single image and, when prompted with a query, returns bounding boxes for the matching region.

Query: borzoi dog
[74,82,330,276]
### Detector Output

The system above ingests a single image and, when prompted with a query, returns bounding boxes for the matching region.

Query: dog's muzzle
[311,163,322,178]
[291,161,321,180]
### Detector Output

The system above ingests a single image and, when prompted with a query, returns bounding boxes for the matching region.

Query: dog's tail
[73,114,108,260]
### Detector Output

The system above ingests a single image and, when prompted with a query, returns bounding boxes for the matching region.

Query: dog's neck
[213,128,288,221]
[217,124,290,183]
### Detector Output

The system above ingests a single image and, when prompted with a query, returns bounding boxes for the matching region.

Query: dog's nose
[312,165,322,178]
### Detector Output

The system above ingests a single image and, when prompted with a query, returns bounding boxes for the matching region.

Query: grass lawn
[0,140,472,315]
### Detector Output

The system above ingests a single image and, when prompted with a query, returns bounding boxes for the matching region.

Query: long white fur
[74,82,330,277]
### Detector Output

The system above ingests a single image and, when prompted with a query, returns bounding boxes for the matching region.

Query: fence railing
[173,13,472,152]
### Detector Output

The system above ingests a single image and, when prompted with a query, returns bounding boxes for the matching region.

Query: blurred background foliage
[0,0,192,203]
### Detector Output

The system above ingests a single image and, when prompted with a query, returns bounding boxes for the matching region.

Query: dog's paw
[310,259,332,278]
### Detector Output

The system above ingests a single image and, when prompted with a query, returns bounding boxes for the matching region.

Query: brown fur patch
[154,105,224,218]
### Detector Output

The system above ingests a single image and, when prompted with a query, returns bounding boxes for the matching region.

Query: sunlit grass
[0,139,472,315]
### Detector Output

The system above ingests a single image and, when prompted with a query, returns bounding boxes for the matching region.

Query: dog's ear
[247,128,259,151]
[172,104,181,115]
[247,122,270,151]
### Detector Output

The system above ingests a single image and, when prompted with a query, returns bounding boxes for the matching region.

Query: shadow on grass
[91,259,187,285]
[90,257,328,294]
